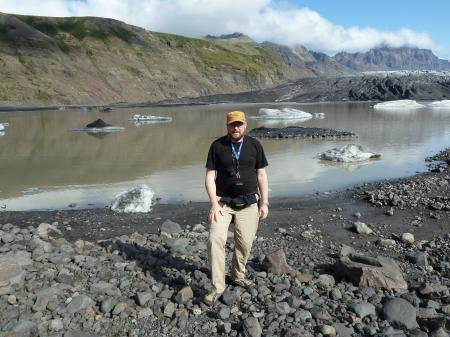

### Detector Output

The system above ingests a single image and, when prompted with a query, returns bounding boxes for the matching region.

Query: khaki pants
[208,202,259,293]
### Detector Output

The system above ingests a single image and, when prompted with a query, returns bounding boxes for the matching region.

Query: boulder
[352,221,374,234]
[382,298,418,330]
[262,249,293,275]
[333,253,407,289]
[160,219,183,236]
[243,317,262,337]
[37,223,62,239]
[86,119,111,128]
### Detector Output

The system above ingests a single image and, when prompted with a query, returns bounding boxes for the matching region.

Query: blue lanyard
[231,140,244,172]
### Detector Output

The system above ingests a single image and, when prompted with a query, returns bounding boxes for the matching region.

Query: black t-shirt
[206,135,268,197]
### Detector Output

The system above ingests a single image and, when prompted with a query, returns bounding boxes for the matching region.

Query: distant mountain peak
[204,32,254,43]
[334,46,450,71]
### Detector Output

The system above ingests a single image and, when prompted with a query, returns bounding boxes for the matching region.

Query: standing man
[204,110,269,305]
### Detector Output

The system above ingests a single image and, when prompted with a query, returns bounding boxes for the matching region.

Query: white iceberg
[0,122,8,131]
[128,114,172,124]
[373,100,425,110]
[314,113,325,119]
[319,144,382,163]
[428,100,450,109]
[251,108,313,121]
[111,184,154,213]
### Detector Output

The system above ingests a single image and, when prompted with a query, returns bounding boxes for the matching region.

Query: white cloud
[0,0,441,56]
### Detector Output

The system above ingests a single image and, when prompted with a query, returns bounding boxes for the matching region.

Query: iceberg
[319,144,381,163]
[373,100,425,110]
[72,118,124,133]
[0,124,4,132]
[428,100,450,109]
[111,184,154,213]
[128,114,172,124]
[250,108,313,121]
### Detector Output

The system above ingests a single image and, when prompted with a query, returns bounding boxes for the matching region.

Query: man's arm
[257,168,269,219]
[205,169,223,223]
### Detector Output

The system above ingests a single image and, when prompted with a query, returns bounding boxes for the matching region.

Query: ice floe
[319,144,382,163]
[111,184,154,213]
[373,100,425,110]
[72,118,124,133]
[428,100,450,109]
[0,122,9,131]
[251,108,313,121]
[128,114,172,124]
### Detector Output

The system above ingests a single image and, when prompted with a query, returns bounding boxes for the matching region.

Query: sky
[1,0,449,59]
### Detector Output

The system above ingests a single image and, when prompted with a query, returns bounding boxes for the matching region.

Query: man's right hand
[208,203,224,224]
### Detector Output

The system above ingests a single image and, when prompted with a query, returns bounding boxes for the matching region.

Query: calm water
[0,102,449,211]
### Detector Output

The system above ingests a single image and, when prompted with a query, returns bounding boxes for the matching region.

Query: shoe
[203,290,223,306]
[232,278,254,289]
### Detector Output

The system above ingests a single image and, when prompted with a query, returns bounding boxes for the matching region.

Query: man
[204,110,269,306]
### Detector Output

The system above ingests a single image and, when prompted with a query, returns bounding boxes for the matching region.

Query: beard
[229,130,244,141]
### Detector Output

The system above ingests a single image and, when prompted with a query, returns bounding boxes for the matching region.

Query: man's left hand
[259,204,268,220]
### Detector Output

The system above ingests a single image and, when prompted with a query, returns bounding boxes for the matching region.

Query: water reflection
[0,102,449,210]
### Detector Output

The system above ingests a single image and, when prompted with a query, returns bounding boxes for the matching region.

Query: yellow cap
[226,111,246,124]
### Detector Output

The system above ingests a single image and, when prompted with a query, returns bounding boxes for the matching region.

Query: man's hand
[259,204,268,220]
[208,203,224,224]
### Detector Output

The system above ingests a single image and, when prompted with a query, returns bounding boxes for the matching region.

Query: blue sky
[1,0,449,59]
[288,0,450,57]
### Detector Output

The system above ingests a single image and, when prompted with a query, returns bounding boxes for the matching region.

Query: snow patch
[373,100,425,110]
[251,108,313,121]
[319,144,381,163]
[429,100,450,109]
[111,185,154,213]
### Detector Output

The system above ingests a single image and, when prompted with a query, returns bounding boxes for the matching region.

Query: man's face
[227,121,246,141]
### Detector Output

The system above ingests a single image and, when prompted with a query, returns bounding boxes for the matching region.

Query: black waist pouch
[229,194,258,210]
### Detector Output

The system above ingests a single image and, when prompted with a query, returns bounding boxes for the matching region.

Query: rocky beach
[1,148,449,337]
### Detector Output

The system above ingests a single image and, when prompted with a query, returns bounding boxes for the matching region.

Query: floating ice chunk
[22,187,43,195]
[0,124,4,132]
[128,114,172,124]
[429,100,450,109]
[0,131,4,137]
[373,100,425,110]
[314,113,325,119]
[319,144,381,163]
[72,126,124,133]
[111,184,154,213]
[251,108,313,121]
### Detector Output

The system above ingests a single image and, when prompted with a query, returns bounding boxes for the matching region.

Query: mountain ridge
[0,12,448,106]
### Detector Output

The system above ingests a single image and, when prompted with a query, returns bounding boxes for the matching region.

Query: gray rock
[334,253,407,289]
[330,288,342,300]
[0,251,32,288]
[353,221,373,235]
[136,291,153,306]
[90,281,113,294]
[138,307,153,319]
[431,328,449,337]
[382,298,418,330]
[48,318,64,332]
[350,302,376,318]
[64,331,99,337]
[243,317,262,337]
[295,310,312,321]
[67,294,95,314]
[315,274,335,289]
[112,302,127,315]
[1,232,15,243]
[218,306,231,320]
[262,249,292,275]
[160,219,182,236]
[275,302,291,315]
[334,323,355,337]
[410,329,428,337]
[12,320,37,337]
[163,301,175,318]
[37,222,62,239]
[406,251,429,267]
[100,297,117,313]
[221,289,238,306]
[167,238,190,253]
[175,286,193,304]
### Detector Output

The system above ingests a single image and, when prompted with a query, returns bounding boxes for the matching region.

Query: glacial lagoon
[0,102,450,211]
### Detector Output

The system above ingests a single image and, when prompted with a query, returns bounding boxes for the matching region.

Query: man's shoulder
[210,135,228,147]
[244,135,263,147]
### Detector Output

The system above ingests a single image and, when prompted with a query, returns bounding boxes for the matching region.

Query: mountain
[334,46,450,72]
[0,13,351,106]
